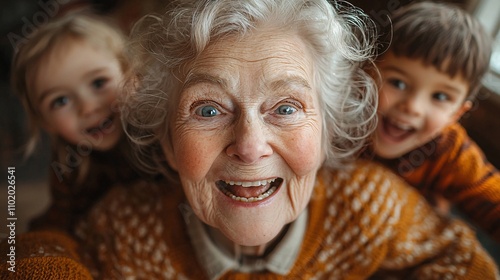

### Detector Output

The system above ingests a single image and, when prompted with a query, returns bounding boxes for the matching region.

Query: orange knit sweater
[373,123,500,242]
[74,160,496,279]
[29,138,142,233]
[1,160,497,279]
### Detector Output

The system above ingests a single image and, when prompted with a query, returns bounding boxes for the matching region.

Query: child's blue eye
[275,104,297,115]
[51,96,69,109]
[433,92,450,102]
[92,78,108,89]
[195,105,219,117]
[388,79,407,90]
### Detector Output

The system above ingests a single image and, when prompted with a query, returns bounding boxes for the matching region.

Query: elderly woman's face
[163,29,323,247]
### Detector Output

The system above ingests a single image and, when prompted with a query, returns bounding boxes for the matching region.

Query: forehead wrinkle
[184,33,314,99]
[183,72,229,91]
[268,76,312,94]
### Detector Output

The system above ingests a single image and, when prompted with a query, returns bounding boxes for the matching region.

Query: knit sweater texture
[373,123,500,241]
[28,137,142,233]
[75,160,497,279]
[1,160,498,279]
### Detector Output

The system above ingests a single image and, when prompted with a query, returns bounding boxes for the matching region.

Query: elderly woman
[1,0,497,279]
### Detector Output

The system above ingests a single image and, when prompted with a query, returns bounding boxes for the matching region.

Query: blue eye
[196,105,219,117]
[51,96,69,109]
[433,92,450,102]
[275,104,297,115]
[388,79,407,90]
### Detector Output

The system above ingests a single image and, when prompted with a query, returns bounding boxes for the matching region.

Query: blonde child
[10,12,140,233]
[370,2,500,241]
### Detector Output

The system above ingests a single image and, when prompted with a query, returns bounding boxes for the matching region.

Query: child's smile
[33,38,124,151]
[379,115,416,143]
[373,52,471,159]
[84,114,117,139]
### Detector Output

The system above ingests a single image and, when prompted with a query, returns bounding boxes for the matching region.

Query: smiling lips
[85,116,114,136]
[217,178,283,202]
[381,117,415,141]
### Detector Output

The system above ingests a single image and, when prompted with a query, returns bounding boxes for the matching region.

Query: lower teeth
[223,186,277,202]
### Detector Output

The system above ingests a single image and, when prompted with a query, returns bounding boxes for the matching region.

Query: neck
[207,225,289,258]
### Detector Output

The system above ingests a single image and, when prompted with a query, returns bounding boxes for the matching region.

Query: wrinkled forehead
[183,29,316,90]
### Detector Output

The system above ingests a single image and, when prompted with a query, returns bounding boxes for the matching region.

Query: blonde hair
[122,0,378,177]
[11,12,128,157]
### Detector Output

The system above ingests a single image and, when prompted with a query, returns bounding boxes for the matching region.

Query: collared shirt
[181,204,308,280]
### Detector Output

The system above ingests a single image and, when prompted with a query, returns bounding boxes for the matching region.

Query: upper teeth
[390,120,412,131]
[224,178,276,188]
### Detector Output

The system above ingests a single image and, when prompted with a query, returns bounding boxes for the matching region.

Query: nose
[398,93,425,116]
[79,90,103,116]
[226,114,273,164]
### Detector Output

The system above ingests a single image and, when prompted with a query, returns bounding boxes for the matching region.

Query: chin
[91,133,122,152]
[374,142,405,159]
[93,141,118,152]
[375,149,399,159]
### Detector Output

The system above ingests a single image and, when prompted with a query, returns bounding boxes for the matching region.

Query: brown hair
[382,1,492,100]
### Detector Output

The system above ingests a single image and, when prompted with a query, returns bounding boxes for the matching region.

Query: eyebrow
[38,88,62,104]
[269,76,312,91]
[439,84,465,95]
[381,65,465,95]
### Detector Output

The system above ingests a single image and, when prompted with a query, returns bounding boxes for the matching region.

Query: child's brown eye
[92,78,108,89]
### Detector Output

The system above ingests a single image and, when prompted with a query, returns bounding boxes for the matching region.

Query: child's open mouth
[381,117,415,142]
[85,115,115,136]
[216,178,283,202]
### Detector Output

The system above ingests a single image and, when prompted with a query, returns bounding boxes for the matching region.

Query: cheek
[45,113,72,133]
[181,179,216,221]
[378,87,397,112]
[104,88,119,109]
[171,128,223,181]
[281,125,323,176]
[423,113,452,136]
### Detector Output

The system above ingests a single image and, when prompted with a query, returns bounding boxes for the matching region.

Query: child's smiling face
[373,52,472,159]
[32,38,124,151]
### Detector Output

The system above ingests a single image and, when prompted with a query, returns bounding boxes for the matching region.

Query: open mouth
[85,116,115,135]
[381,117,415,141]
[216,178,283,202]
